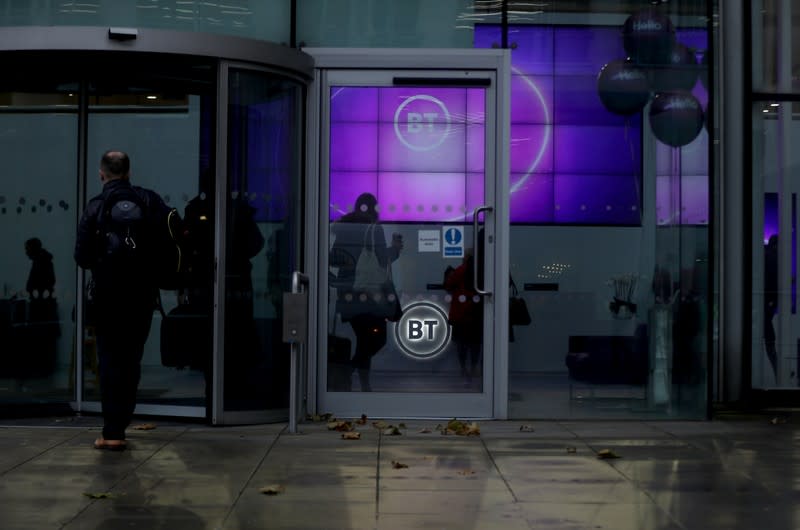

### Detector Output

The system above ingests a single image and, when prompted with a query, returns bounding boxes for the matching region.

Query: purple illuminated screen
[329,87,485,222]
[329,24,709,225]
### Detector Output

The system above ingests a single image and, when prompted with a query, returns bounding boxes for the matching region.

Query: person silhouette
[330,193,403,391]
[25,237,55,300]
[764,234,778,379]
[444,247,483,382]
[22,237,59,378]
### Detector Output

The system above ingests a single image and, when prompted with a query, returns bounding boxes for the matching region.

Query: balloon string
[624,116,642,224]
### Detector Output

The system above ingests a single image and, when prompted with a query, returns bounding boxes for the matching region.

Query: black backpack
[97,186,148,270]
[96,186,186,289]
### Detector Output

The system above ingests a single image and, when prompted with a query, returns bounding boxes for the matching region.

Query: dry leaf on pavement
[132,423,157,430]
[327,420,353,432]
[259,485,285,495]
[597,449,620,459]
[341,431,361,440]
[83,492,117,499]
[391,460,408,469]
[519,424,535,432]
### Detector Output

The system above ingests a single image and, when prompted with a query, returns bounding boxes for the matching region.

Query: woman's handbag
[346,223,402,322]
[509,278,531,326]
[353,224,389,293]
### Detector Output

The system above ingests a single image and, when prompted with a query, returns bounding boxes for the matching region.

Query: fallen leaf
[341,431,361,440]
[418,428,432,434]
[447,418,465,432]
[327,420,353,432]
[356,414,368,425]
[372,420,390,430]
[383,426,402,436]
[83,492,116,499]
[132,423,157,431]
[770,417,787,425]
[258,485,285,495]
[457,469,475,476]
[566,446,577,454]
[441,419,481,436]
[308,413,333,422]
[597,449,620,459]
[391,460,408,469]
[464,422,481,436]
[519,424,535,432]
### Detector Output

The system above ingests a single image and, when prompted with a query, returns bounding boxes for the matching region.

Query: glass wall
[750,1,799,391]
[298,0,485,47]
[0,59,78,408]
[0,1,291,43]
[492,2,712,418]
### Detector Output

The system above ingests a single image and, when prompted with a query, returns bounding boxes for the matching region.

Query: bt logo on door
[393,94,451,152]
[394,301,451,360]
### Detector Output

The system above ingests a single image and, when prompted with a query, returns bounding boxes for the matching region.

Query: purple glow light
[327,24,708,225]
[330,86,486,222]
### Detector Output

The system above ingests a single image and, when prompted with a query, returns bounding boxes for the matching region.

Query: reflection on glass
[0,79,77,407]
[224,69,302,412]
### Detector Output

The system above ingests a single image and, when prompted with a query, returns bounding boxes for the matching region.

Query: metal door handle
[472,205,493,296]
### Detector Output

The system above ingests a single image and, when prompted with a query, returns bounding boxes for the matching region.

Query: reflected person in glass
[330,193,403,392]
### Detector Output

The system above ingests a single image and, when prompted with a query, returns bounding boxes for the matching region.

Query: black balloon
[649,92,704,147]
[649,43,699,92]
[597,60,651,116]
[622,9,676,66]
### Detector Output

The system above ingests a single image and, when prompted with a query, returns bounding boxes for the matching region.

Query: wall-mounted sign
[393,301,451,360]
[418,230,440,252]
[443,226,464,258]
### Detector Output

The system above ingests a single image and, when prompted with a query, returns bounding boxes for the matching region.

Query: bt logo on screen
[393,94,451,152]
[394,301,452,360]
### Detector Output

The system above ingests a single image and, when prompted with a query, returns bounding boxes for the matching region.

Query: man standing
[75,150,169,450]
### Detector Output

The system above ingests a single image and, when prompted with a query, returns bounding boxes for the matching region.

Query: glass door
[83,54,217,418]
[215,63,305,424]
[320,70,499,418]
[0,55,79,411]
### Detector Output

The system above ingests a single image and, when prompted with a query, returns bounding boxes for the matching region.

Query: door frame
[304,48,511,419]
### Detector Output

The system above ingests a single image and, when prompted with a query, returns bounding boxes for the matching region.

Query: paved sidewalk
[0,413,797,529]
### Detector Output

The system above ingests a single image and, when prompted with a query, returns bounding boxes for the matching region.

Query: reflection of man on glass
[330,193,403,392]
[764,235,778,379]
[22,237,59,378]
[25,238,55,300]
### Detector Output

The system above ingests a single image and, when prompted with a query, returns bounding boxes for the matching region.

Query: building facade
[0,1,784,423]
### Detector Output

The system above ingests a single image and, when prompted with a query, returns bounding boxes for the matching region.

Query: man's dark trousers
[95,295,154,441]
